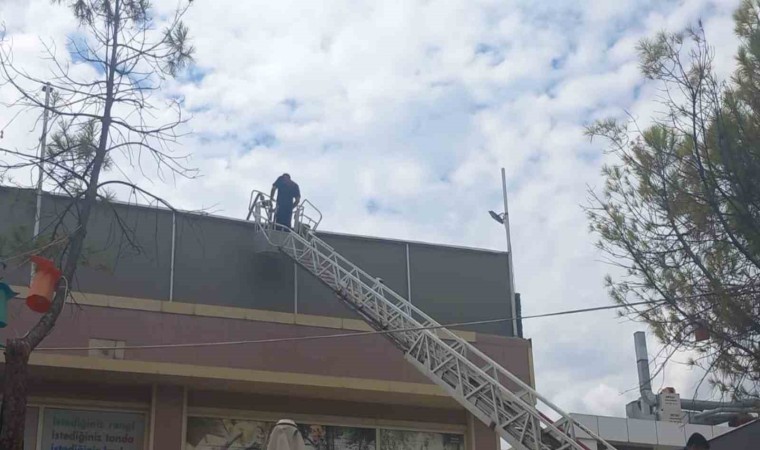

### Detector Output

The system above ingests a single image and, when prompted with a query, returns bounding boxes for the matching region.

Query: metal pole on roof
[33,83,52,240]
[31,83,52,279]
[501,168,518,337]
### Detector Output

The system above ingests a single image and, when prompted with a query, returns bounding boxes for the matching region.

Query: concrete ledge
[161,301,195,315]
[109,296,162,312]
[10,285,477,342]
[342,318,374,332]
[296,314,343,329]
[27,353,450,398]
[195,303,249,320]
[245,308,295,325]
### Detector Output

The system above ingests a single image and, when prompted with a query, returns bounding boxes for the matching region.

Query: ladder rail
[247,191,616,450]
[278,215,559,415]
[284,230,597,449]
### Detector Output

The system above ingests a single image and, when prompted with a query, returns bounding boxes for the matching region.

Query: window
[40,407,146,450]
[186,416,464,450]
[379,429,464,450]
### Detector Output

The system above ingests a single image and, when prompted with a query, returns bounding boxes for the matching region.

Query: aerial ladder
[246,192,616,450]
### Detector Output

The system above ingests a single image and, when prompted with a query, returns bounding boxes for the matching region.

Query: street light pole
[500,168,518,337]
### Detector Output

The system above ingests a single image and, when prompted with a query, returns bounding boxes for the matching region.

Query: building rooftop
[0,186,517,336]
[571,413,732,450]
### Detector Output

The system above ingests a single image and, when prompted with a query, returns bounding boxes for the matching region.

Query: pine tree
[587,0,760,399]
[0,1,196,447]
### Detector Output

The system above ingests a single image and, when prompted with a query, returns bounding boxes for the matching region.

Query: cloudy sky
[0,0,746,416]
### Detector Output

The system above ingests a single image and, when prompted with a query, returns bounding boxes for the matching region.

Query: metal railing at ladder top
[246,191,617,450]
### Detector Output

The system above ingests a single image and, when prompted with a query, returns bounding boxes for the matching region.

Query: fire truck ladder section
[247,191,616,450]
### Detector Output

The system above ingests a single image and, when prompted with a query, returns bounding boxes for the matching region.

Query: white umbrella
[266,420,308,450]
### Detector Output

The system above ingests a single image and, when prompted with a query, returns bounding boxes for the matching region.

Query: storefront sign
[40,408,145,450]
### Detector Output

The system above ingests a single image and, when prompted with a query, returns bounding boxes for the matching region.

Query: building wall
[0,186,514,336]
[2,288,529,450]
[3,298,531,390]
[0,185,526,450]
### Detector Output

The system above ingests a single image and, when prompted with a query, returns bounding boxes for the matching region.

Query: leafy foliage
[46,119,112,195]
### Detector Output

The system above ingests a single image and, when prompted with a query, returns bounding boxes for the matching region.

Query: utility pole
[501,168,518,337]
[31,83,52,278]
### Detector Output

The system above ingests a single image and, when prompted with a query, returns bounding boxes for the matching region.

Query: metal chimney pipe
[681,398,760,411]
[634,332,657,406]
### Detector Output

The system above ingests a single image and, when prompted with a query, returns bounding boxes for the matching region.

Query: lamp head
[489,210,505,224]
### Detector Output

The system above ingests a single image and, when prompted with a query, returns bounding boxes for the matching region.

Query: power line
[37,300,663,352]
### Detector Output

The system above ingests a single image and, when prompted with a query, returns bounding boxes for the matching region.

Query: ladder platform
[253,229,290,253]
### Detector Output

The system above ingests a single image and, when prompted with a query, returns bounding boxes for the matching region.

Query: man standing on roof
[270,173,301,229]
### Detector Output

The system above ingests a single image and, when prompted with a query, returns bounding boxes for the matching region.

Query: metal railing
[247,190,322,235]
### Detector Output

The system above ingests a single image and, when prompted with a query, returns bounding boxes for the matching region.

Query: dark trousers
[275,204,294,229]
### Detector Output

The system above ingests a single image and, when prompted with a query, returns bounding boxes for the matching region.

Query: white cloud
[0,0,746,421]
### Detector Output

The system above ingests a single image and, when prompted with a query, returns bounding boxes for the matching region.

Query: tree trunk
[0,339,32,450]
[0,2,119,443]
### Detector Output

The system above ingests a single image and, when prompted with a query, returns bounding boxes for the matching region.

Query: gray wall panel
[295,264,357,318]
[0,187,36,286]
[295,233,409,319]
[320,234,409,296]
[408,243,513,336]
[0,187,172,300]
[172,213,294,312]
[40,194,173,300]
